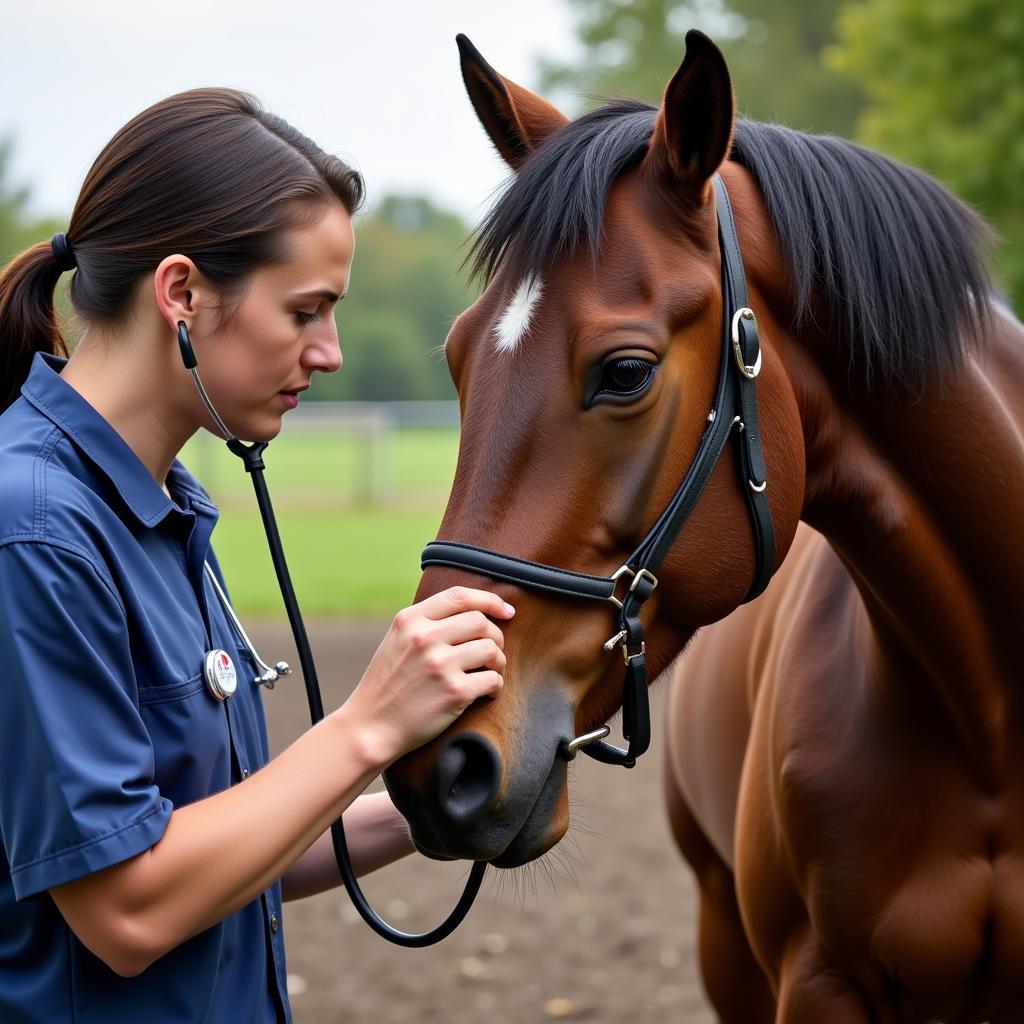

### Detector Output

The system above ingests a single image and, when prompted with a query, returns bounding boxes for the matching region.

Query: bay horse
[382,29,1024,1022]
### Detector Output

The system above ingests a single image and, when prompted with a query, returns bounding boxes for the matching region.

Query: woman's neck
[61,321,198,487]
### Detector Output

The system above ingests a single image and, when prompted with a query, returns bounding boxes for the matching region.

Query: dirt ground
[254,618,715,1024]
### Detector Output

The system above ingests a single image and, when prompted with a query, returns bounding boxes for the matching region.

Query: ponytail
[0,240,70,413]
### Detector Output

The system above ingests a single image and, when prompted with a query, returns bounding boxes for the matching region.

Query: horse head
[382,31,805,868]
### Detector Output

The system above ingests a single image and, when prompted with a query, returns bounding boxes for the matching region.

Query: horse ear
[456,34,568,169]
[649,30,735,194]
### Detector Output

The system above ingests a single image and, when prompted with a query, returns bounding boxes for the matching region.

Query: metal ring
[562,725,611,760]
[731,307,762,379]
[606,565,636,609]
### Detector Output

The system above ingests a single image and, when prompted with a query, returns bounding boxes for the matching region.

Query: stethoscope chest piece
[204,649,238,701]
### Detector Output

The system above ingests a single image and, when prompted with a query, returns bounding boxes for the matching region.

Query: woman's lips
[279,385,307,409]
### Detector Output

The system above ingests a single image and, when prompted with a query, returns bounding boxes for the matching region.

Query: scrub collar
[19,352,215,527]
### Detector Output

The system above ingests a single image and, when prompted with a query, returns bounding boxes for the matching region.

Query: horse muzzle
[383,695,576,867]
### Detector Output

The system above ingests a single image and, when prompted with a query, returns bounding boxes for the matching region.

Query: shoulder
[0,396,61,543]
[0,402,126,564]
[0,533,123,614]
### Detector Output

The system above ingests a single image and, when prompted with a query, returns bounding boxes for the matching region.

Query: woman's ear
[152,255,204,336]
[457,34,569,169]
[646,30,735,198]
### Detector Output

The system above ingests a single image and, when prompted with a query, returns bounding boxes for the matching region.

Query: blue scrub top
[0,354,291,1023]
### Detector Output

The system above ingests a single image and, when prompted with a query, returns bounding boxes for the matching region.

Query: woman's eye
[596,357,655,399]
[296,310,319,325]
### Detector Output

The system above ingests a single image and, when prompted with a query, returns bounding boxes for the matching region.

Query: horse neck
[780,301,1024,771]
[721,151,1024,759]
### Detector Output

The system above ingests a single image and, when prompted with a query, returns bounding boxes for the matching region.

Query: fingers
[448,637,506,675]
[458,669,503,702]
[428,609,506,650]
[414,586,515,623]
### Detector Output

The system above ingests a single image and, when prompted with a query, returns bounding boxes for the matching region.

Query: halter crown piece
[50,232,76,273]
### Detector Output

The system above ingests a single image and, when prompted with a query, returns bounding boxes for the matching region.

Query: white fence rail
[184,401,460,508]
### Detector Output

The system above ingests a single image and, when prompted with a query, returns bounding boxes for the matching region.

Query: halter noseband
[421,176,776,768]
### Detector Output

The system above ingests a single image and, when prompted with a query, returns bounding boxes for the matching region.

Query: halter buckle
[603,629,645,664]
[731,307,762,379]
[607,565,658,609]
[622,640,646,666]
[628,568,658,595]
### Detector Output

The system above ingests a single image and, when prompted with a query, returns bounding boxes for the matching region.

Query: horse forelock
[469,100,658,288]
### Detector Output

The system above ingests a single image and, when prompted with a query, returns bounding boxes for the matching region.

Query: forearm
[52,705,388,975]
[281,790,415,902]
[51,585,512,977]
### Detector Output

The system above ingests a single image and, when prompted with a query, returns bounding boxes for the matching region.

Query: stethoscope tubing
[231,440,487,946]
[178,315,487,945]
[203,562,290,687]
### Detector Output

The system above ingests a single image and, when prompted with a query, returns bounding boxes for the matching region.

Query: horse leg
[775,937,873,1024]
[665,762,775,1023]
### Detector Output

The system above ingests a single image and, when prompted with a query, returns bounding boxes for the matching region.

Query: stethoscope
[177,321,485,946]
[200,561,291,700]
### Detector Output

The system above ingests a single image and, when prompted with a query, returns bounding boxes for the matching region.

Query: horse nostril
[434,734,501,825]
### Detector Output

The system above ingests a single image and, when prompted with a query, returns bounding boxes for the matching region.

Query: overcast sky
[1,1,581,226]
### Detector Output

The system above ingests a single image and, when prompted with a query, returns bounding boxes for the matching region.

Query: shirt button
[240,768,250,779]
[270,913,280,934]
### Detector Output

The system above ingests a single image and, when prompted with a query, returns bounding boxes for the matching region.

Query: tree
[540,0,862,136]
[829,0,1024,309]
[0,137,72,331]
[311,195,477,401]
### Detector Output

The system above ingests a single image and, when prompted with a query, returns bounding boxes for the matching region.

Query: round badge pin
[203,649,238,701]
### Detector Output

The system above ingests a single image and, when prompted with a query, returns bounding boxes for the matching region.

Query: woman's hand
[343,587,514,765]
[50,591,513,974]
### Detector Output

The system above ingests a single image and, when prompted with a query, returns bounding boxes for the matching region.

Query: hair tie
[50,232,76,273]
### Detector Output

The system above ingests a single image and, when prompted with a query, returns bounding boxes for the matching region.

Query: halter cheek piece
[421,176,776,768]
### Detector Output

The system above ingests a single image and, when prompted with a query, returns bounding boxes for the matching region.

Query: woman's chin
[237,413,285,443]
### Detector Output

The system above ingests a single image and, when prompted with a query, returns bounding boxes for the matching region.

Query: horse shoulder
[664,522,838,869]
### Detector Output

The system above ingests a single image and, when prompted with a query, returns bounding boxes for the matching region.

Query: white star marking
[494,276,543,353]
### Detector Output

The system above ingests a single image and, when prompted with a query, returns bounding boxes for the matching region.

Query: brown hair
[0,87,363,412]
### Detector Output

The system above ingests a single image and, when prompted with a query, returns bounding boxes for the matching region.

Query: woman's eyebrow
[290,288,345,303]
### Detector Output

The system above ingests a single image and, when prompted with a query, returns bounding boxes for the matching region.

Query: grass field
[180,426,460,616]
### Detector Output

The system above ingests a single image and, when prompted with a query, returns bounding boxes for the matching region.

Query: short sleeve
[0,541,173,900]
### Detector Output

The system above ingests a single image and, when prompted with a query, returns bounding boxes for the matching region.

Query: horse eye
[598,357,655,398]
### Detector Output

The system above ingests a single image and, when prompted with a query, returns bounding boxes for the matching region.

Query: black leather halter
[421,176,776,768]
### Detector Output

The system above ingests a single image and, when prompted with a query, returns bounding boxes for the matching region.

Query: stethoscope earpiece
[177,321,235,441]
[177,321,198,370]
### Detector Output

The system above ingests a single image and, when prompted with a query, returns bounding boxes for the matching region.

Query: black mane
[470,104,994,392]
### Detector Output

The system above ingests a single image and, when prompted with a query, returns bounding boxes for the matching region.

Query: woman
[0,88,511,1023]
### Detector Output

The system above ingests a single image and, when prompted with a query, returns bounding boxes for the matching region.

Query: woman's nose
[304,321,343,374]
